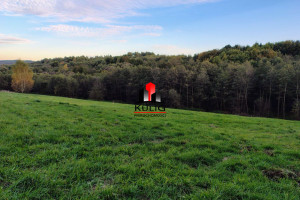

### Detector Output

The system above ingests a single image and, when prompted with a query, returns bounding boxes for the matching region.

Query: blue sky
[0,0,299,60]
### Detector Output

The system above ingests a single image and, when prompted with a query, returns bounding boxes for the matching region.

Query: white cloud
[36,24,162,37]
[0,34,30,44]
[0,0,216,23]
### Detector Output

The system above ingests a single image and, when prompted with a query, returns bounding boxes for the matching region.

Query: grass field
[0,91,299,199]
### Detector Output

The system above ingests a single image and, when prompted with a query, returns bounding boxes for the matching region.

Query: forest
[1,40,300,120]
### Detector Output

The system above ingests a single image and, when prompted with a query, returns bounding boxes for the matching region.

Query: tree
[2,41,300,120]
[277,64,293,118]
[266,62,276,116]
[0,73,11,90]
[239,62,254,114]
[11,60,34,93]
[63,64,68,71]
[292,61,300,118]
[168,89,180,108]
[195,68,209,108]
[59,63,68,72]
[89,78,105,100]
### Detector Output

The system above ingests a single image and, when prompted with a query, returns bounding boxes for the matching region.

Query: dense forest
[1,41,300,120]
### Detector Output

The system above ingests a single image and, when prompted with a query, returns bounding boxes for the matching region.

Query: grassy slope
[0,92,299,200]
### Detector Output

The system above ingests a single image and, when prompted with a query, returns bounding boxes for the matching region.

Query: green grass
[0,92,299,200]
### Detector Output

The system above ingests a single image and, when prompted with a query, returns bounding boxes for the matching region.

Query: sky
[0,0,299,61]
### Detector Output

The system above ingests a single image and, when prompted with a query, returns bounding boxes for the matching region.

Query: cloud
[0,0,216,23]
[36,24,162,37]
[0,34,30,44]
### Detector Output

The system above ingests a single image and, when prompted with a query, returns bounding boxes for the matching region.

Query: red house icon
[145,82,155,101]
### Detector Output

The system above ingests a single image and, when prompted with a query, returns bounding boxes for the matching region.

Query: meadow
[0,91,299,199]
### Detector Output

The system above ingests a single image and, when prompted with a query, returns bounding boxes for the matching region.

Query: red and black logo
[134,82,166,117]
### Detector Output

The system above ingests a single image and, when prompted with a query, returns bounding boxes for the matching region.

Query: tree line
[1,41,300,120]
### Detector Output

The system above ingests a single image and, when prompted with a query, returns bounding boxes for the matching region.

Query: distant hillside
[1,41,300,120]
[0,60,34,65]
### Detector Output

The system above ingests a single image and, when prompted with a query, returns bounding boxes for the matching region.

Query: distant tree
[0,73,11,90]
[168,89,180,108]
[292,100,300,119]
[2,41,300,120]
[32,74,51,94]
[195,68,209,107]
[239,62,254,113]
[89,78,105,100]
[11,60,34,93]
[292,61,300,118]
[63,64,68,71]
[277,64,293,118]
[48,75,70,96]
[266,62,276,116]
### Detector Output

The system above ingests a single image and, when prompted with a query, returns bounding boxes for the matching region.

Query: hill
[0,91,299,199]
[0,60,34,65]
[1,41,300,120]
